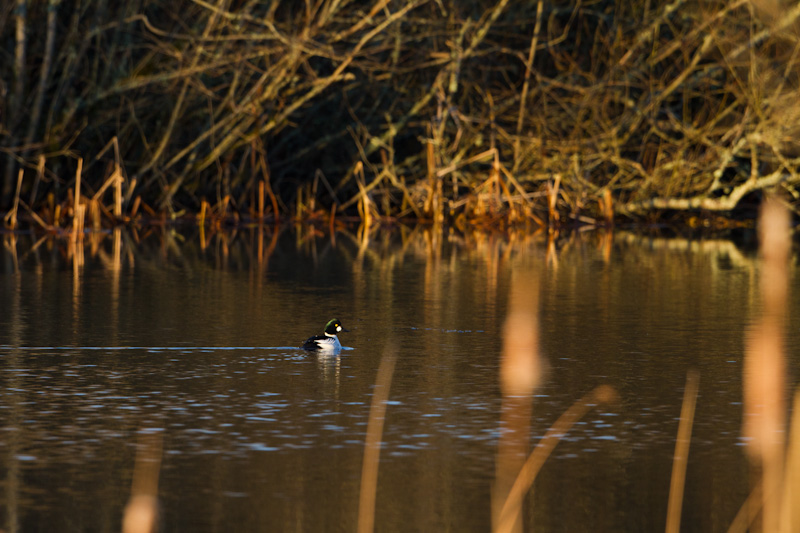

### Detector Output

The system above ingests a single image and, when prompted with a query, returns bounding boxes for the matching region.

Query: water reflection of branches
[0,224,771,283]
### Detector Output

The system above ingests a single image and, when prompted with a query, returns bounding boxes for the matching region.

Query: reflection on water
[0,225,794,532]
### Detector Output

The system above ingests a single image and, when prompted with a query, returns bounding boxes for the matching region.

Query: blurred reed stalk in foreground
[665,370,700,533]
[357,349,397,533]
[122,430,163,533]
[493,272,542,533]
[493,270,617,533]
[742,196,790,532]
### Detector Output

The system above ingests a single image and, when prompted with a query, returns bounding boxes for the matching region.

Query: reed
[71,158,85,242]
[122,429,163,533]
[493,272,541,533]
[357,349,397,533]
[495,385,618,533]
[739,196,790,531]
[665,371,700,533]
[780,391,800,531]
[2,169,24,230]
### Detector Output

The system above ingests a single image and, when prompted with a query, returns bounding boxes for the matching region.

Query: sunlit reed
[546,175,560,226]
[2,169,23,230]
[71,158,85,242]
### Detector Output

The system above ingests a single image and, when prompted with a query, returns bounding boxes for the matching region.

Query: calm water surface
[0,227,795,532]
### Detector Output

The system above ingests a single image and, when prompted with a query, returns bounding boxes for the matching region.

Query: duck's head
[324,318,349,335]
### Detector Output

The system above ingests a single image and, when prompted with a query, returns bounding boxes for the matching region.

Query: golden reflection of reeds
[122,429,163,533]
[357,349,397,533]
[665,370,700,533]
[599,229,613,264]
[113,227,122,271]
[545,231,558,268]
[3,234,19,273]
[738,196,790,533]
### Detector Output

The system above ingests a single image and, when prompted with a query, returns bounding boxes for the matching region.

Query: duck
[301,318,349,352]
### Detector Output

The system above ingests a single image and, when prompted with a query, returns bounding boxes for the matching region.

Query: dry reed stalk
[492,272,541,533]
[489,151,516,220]
[19,198,50,230]
[198,200,208,226]
[131,196,142,219]
[727,480,763,533]
[601,189,613,226]
[2,169,24,230]
[122,429,163,533]
[124,178,138,211]
[92,166,124,223]
[104,136,125,218]
[114,165,122,218]
[357,349,397,533]
[496,385,617,533]
[328,205,337,246]
[354,162,373,229]
[72,158,84,241]
[547,175,560,225]
[434,148,495,179]
[665,370,700,533]
[424,141,438,220]
[256,149,279,222]
[742,196,790,532]
[330,0,393,42]
[92,171,118,200]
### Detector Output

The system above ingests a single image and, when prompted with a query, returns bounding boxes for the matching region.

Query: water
[0,227,793,531]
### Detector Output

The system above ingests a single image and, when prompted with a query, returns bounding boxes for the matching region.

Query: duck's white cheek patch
[337,326,342,332]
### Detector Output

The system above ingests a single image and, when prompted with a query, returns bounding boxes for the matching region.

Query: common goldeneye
[301,318,349,352]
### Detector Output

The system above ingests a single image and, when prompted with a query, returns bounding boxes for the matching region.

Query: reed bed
[2,1,800,231]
